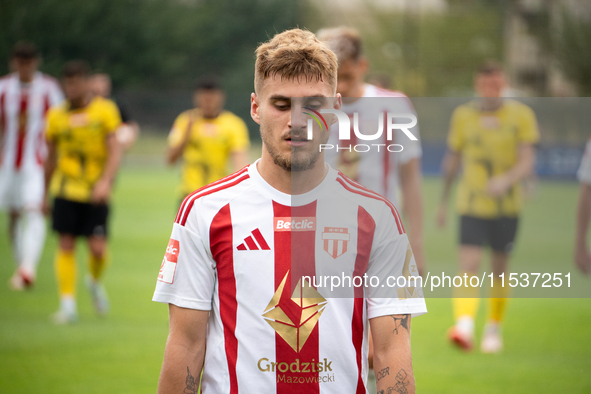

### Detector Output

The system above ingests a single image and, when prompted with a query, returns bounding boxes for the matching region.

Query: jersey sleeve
[517,105,540,145]
[168,112,190,148]
[578,138,591,185]
[228,115,250,152]
[447,107,464,152]
[152,218,216,311]
[365,206,427,319]
[103,99,122,134]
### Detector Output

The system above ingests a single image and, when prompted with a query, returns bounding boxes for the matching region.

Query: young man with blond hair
[153,29,426,393]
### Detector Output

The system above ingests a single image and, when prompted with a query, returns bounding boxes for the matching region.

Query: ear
[329,94,343,126]
[251,93,261,125]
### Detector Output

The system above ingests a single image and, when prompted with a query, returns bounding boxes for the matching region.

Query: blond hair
[316,26,362,64]
[254,29,338,94]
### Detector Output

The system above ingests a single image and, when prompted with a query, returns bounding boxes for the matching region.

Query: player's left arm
[92,133,122,204]
[92,104,123,204]
[487,143,536,197]
[371,314,415,394]
[488,106,539,197]
[399,157,425,276]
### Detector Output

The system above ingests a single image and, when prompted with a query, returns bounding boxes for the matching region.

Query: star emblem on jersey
[237,228,270,251]
[322,227,350,259]
[262,272,327,352]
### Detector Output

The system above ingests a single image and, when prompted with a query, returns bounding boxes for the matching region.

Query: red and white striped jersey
[0,72,63,171]
[325,84,422,206]
[153,160,427,394]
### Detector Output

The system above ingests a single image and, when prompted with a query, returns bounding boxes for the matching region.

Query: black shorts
[459,215,519,254]
[52,197,109,237]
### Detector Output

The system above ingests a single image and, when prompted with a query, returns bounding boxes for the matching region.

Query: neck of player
[258,149,328,196]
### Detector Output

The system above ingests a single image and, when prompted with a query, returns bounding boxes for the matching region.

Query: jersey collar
[248,158,337,207]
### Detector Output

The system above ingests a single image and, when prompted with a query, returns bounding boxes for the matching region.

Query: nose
[287,101,307,130]
[290,111,308,131]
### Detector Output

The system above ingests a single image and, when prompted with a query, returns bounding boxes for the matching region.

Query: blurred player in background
[90,73,140,151]
[45,60,123,324]
[166,76,250,200]
[318,27,425,392]
[437,61,539,353]
[317,27,425,275]
[574,137,591,275]
[0,41,63,290]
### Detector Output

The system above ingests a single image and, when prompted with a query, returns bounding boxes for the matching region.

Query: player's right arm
[157,305,208,394]
[437,108,463,228]
[166,111,194,165]
[153,202,217,392]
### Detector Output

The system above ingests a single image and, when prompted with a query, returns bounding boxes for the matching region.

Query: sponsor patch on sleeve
[158,238,180,284]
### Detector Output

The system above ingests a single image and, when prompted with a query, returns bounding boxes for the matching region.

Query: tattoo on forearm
[184,366,198,394]
[376,366,390,382]
[384,369,410,394]
[391,314,409,335]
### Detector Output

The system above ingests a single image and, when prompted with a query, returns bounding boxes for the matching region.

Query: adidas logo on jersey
[237,228,270,251]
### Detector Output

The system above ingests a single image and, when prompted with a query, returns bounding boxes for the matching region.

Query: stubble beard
[260,125,323,172]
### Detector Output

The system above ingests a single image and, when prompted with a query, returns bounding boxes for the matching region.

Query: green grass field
[1,141,590,393]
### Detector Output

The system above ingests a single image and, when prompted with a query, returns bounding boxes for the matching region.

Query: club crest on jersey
[158,238,179,284]
[322,227,350,259]
[274,217,316,232]
[262,271,327,352]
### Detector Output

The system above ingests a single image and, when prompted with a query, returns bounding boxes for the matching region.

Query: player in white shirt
[317,27,425,276]
[153,29,427,394]
[317,27,425,391]
[0,41,64,289]
[575,137,591,275]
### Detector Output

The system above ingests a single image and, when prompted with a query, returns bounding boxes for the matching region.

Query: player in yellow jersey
[437,61,539,353]
[166,76,250,199]
[44,60,123,324]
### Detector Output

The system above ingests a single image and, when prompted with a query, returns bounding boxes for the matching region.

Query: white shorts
[0,167,44,211]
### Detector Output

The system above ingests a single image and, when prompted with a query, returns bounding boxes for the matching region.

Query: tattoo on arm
[384,369,410,394]
[391,314,409,335]
[184,366,198,394]
[376,366,390,382]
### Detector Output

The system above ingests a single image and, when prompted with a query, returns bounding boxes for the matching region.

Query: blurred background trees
[0,0,589,138]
